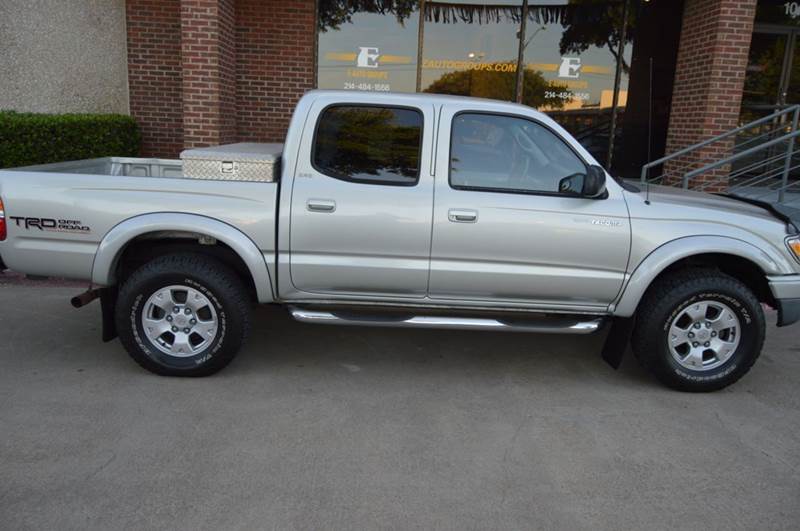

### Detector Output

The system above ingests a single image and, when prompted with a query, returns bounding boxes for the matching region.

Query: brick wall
[127,0,316,156]
[180,0,237,148]
[236,0,316,142]
[126,0,184,157]
[663,0,756,190]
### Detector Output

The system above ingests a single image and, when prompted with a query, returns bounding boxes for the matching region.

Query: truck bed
[0,157,279,283]
[13,157,184,178]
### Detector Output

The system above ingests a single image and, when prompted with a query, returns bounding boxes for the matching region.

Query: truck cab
[279,91,629,313]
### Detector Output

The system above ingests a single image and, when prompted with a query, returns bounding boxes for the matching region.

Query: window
[315,0,643,173]
[313,105,423,185]
[449,113,587,194]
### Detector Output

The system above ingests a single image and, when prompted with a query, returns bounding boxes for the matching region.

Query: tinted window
[313,106,423,185]
[450,113,587,194]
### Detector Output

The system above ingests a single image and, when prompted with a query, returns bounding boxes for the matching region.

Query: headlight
[788,236,800,262]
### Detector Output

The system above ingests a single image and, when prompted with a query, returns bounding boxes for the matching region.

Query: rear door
[289,97,435,298]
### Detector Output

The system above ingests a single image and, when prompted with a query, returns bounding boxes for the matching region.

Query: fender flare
[613,235,790,317]
[91,213,274,303]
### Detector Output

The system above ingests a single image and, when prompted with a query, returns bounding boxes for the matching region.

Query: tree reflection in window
[424,66,569,109]
[313,106,423,184]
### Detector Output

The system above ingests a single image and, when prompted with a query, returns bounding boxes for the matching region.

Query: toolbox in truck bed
[180,142,282,182]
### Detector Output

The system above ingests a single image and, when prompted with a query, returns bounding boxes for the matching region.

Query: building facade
[125,0,797,179]
[0,0,129,114]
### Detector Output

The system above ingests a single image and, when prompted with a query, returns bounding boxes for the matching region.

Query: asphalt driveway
[1,278,799,530]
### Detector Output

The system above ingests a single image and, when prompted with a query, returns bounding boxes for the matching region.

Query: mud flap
[601,316,635,369]
[100,287,118,342]
[776,298,800,327]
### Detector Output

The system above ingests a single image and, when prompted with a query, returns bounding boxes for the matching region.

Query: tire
[631,268,765,392]
[116,253,251,376]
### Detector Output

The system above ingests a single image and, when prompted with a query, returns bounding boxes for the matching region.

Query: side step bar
[288,307,604,334]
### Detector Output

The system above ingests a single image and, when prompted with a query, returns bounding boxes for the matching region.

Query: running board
[288,307,604,334]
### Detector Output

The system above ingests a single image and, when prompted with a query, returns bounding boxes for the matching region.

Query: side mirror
[581,165,607,198]
[557,165,607,198]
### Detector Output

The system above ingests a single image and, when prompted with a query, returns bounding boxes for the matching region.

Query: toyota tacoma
[1,90,799,391]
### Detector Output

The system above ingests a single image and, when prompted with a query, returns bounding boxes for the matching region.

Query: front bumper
[768,275,800,327]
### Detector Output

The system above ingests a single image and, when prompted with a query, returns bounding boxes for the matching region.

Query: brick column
[236,0,316,142]
[180,0,237,148]
[126,0,184,158]
[663,0,756,190]
[128,0,316,155]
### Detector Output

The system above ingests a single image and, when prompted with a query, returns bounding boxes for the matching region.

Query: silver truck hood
[640,184,785,224]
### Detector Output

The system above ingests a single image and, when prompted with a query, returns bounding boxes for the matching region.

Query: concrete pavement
[1,280,799,530]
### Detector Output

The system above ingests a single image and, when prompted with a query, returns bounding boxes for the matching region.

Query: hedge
[0,111,140,169]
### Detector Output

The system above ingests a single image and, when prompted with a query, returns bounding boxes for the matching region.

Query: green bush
[0,111,140,168]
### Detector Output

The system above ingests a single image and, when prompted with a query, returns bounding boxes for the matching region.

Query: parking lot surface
[1,279,799,530]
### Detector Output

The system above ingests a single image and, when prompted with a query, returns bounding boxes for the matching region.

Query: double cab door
[288,95,436,298]
[289,96,630,310]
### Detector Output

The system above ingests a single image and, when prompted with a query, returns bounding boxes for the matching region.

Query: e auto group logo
[558,57,581,79]
[357,47,380,68]
[325,47,411,69]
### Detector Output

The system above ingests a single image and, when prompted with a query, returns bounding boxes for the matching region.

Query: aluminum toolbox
[180,142,282,182]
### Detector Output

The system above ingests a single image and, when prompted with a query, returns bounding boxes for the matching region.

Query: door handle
[307,199,336,213]
[448,209,478,223]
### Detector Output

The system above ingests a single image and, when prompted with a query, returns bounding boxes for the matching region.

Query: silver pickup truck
[1,90,799,391]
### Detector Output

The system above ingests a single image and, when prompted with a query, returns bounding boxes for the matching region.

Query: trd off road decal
[9,216,90,234]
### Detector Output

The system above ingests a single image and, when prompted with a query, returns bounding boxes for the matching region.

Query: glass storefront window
[736,1,800,182]
[316,1,670,173]
[522,2,632,164]
[317,0,420,93]
[421,0,524,102]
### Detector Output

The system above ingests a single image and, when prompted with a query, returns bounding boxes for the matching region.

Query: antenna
[647,56,653,164]
[645,56,653,205]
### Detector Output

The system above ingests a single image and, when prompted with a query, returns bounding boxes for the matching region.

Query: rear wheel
[631,269,765,392]
[116,253,251,376]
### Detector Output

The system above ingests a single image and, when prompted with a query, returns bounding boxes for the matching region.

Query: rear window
[312,105,423,185]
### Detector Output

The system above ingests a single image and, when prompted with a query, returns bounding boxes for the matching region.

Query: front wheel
[116,254,251,376]
[631,269,765,392]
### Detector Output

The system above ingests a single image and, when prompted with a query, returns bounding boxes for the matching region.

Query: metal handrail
[639,104,800,204]
[648,125,792,180]
[640,104,800,183]
[681,129,800,184]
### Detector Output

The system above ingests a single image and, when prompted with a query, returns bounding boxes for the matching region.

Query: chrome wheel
[142,285,218,357]
[667,300,740,371]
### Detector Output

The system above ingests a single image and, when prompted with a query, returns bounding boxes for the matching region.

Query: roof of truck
[305,89,550,119]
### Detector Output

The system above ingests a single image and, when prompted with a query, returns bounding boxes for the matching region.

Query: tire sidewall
[127,273,229,370]
[116,253,252,377]
[656,287,761,386]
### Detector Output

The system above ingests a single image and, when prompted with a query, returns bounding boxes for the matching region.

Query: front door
[289,98,435,298]
[737,24,800,182]
[741,27,798,121]
[428,108,631,312]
